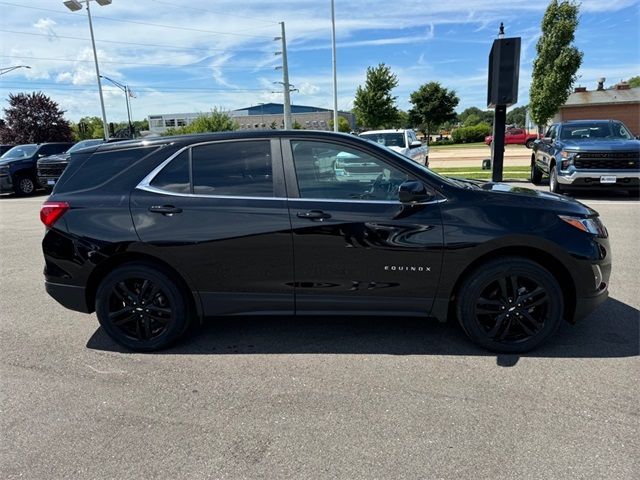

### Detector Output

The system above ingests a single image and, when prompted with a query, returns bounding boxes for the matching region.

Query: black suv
[531,120,640,194]
[42,131,610,353]
[0,142,74,195]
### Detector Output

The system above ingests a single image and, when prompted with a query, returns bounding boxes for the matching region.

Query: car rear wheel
[456,257,564,353]
[530,161,543,185]
[15,175,36,196]
[95,263,192,351]
[549,165,563,194]
[525,139,535,149]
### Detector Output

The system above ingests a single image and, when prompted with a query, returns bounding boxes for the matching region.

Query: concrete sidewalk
[429,145,531,168]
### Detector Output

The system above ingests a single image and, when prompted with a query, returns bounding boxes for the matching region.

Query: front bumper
[557,169,640,187]
[0,174,13,193]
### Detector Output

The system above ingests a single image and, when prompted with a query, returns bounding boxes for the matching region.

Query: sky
[0,0,638,123]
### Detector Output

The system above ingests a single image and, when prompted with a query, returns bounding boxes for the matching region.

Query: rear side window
[55,146,159,193]
[191,141,273,196]
[150,150,190,194]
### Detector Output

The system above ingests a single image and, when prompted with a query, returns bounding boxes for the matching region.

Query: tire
[549,165,563,194]
[95,262,192,351]
[14,175,36,196]
[530,160,543,185]
[456,257,564,353]
[525,139,535,149]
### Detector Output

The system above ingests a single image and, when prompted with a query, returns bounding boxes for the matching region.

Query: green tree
[627,76,640,88]
[73,116,105,140]
[458,107,492,126]
[329,116,352,133]
[506,105,528,127]
[529,0,583,129]
[161,109,238,136]
[0,92,73,143]
[352,63,399,129]
[408,82,459,144]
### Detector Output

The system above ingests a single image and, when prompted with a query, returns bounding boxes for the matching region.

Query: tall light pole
[0,65,31,76]
[330,0,339,132]
[63,0,112,140]
[100,75,134,137]
[274,22,292,129]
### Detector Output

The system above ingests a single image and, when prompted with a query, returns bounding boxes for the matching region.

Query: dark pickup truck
[531,120,640,194]
[0,143,74,195]
[37,139,105,189]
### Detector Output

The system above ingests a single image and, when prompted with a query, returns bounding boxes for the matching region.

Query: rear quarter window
[54,146,160,194]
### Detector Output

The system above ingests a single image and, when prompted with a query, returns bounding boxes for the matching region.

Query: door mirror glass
[398,180,432,203]
[409,140,423,149]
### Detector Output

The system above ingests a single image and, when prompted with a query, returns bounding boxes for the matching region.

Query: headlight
[559,151,577,170]
[0,166,9,176]
[559,215,608,237]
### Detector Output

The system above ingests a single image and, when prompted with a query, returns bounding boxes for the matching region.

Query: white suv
[359,129,429,166]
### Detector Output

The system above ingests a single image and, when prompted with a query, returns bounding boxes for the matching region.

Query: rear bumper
[557,169,640,187]
[45,281,91,313]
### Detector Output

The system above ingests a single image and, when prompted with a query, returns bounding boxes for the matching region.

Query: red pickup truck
[485,128,539,149]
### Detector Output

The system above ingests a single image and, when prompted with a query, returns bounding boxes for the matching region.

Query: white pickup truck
[359,129,429,166]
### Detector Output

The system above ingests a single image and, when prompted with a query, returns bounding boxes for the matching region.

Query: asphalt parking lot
[1,188,638,479]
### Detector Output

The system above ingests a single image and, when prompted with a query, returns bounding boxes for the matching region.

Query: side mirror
[409,140,423,149]
[398,180,432,204]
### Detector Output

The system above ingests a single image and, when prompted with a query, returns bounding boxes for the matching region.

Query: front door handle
[297,210,331,221]
[149,205,183,215]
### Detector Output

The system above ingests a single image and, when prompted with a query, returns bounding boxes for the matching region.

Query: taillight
[40,201,69,228]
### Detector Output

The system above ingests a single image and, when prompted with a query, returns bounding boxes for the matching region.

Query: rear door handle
[149,205,182,215]
[297,210,331,221]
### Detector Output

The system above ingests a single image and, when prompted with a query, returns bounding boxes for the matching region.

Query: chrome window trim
[136,140,447,206]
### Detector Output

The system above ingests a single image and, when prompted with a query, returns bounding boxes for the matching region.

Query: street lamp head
[95,0,112,5]
[63,0,83,11]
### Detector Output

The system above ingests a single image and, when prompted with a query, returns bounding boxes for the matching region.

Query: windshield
[0,144,38,159]
[360,132,406,148]
[559,122,633,140]
[67,139,103,153]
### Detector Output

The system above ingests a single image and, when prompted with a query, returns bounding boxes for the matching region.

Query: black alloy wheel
[525,139,535,149]
[456,257,564,353]
[95,263,191,351]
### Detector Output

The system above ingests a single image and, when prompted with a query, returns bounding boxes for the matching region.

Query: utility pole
[85,1,109,140]
[100,75,134,138]
[279,22,292,129]
[330,0,338,132]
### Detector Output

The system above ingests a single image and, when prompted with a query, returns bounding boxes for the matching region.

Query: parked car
[485,128,539,149]
[37,139,105,189]
[359,129,428,166]
[0,142,74,195]
[0,144,15,156]
[531,120,640,194]
[42,131,610,353]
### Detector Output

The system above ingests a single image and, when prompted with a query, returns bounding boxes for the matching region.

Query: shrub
[451,122,491,143]
[161,108,238,136]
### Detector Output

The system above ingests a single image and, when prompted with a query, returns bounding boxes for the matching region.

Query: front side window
[291,140,412,201]
[192,141,273,196]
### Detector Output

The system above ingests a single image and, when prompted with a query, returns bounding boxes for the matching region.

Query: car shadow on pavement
[86,297,639,365]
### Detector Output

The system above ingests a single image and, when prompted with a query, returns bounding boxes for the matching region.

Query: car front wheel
[15,175,36,196]
[525,139,535,149]
[95,262,192,351]
[456,257,564,353]
[549,165,563,194]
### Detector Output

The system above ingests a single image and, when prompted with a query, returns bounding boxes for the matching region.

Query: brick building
[553,80,640,135]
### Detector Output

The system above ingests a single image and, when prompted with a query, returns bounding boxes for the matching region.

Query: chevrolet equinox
[41,131,610,352]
